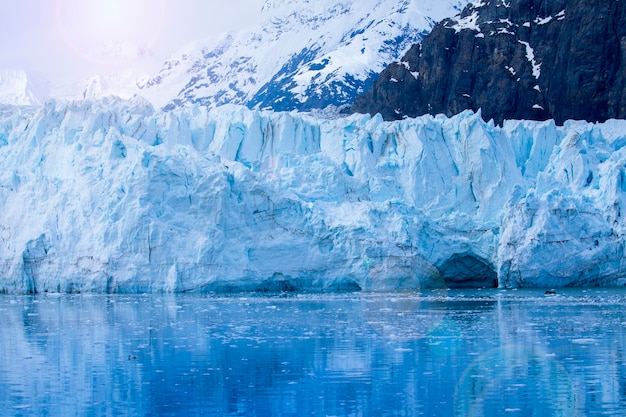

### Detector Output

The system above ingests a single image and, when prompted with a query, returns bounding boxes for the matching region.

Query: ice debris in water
[1,97,626,293]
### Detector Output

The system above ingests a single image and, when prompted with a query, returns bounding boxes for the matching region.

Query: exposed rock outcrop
[352,0,626,125]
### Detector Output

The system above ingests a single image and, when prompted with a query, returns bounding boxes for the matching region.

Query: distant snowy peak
[0,70,50,106]
[81,71,151,100]
[138,0,468,111]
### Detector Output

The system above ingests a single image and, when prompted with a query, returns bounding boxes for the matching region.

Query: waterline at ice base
[1,98,625,293]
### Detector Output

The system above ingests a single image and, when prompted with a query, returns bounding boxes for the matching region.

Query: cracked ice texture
[0,97,625,293]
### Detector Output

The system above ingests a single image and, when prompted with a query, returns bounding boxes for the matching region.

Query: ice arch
[439,254,498,289]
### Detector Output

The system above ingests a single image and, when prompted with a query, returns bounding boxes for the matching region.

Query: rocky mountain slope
[352,0,626,125]
[137,0,467,111]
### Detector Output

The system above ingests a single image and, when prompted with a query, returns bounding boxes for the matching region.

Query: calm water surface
[1,288,626,416]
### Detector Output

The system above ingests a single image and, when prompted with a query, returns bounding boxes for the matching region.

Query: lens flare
[454,345,578,416]
[361,255,448,342]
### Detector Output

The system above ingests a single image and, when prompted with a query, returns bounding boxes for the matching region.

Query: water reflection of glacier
[1,289,625,415]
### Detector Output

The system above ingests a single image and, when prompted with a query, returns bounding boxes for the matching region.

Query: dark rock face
[352,0,626,125]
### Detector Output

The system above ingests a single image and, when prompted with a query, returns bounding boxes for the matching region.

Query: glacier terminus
[1,98,625,293]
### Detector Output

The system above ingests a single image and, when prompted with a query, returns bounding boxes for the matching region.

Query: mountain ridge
[136,0,468,112]
[352,0,626,125]
[1,1,469,111]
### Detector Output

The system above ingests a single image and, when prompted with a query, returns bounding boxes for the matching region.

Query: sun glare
[56,0,166,65]
[94,0,125,25]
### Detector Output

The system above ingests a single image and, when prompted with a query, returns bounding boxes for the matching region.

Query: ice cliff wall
[1,98,625,293]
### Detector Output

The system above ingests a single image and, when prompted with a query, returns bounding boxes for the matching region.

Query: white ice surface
[1,99,626,293]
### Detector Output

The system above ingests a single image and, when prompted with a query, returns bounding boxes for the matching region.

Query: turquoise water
[1,289,626,416]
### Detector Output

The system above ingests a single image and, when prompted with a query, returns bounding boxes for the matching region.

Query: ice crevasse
[0,97,625,293]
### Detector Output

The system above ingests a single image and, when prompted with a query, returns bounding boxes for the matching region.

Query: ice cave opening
[439,254,498,289]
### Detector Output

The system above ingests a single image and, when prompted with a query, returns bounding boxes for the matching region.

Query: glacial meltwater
[1,289,626,416]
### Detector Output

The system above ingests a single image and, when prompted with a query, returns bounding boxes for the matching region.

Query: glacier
[1,97,626,293]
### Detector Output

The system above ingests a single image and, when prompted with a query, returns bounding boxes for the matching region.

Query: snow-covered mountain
[137,0,468,111]
[0,70,50,106]
[1,98,626,293]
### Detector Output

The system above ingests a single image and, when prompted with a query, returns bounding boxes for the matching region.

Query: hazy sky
[0,0,265,84]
